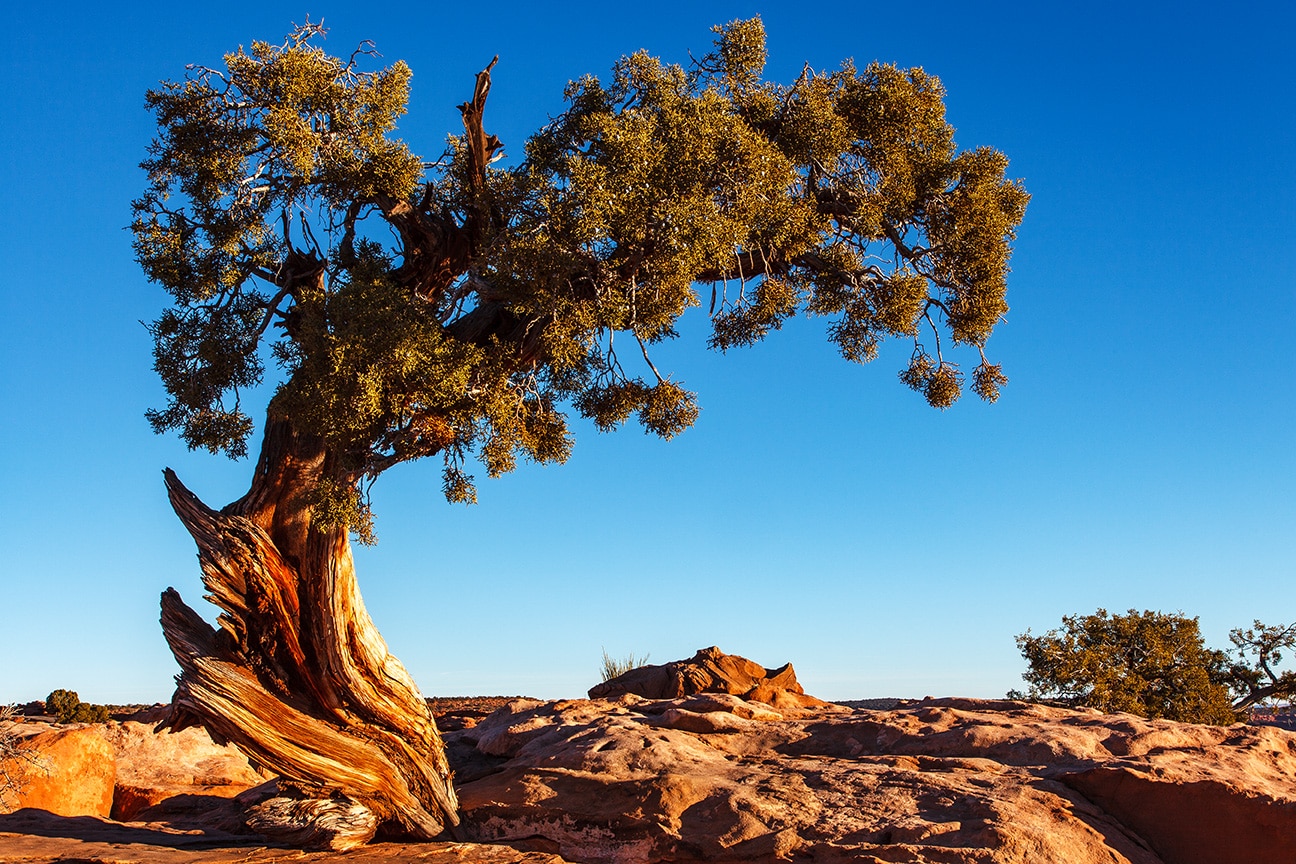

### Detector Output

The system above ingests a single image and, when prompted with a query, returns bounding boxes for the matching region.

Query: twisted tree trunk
[158,419,457,849]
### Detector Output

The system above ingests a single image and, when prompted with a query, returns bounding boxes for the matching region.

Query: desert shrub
[44,689,109,724]
[67,703,110,723]
[600,649,651,683]
[44,690,79,721]
[1015,609,1238,724]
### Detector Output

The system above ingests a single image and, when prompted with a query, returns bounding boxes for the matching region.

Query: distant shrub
[44,690,79,721]
[600,649,651,683]
[44,690,109,724]
[67,703,110,723]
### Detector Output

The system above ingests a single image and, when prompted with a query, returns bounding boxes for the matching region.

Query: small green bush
[44,690,109,724]
[1014,610,1237,724]
[44,690,79,721]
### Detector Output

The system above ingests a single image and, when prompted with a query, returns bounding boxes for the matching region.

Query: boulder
[587,646,832,711]
[98,715,268,821]
[0,723,115,817]
[452,694,1296,864]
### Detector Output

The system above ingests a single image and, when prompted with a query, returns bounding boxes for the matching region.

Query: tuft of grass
[600,649,651,683]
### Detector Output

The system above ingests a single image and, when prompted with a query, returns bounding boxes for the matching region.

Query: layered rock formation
[0,708,267,825]
[588,646,832,711]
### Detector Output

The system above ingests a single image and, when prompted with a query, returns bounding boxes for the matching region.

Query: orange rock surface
[3,654,1294,863]
[588,646,832,710]
[98,713,268,821]
[0,725,115,818]
[455,693,1296,863]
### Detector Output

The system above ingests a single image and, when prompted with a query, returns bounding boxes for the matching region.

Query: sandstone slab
[5,682,1295,864]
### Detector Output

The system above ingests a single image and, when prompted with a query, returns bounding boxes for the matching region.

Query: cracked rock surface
[453,694,1296,864]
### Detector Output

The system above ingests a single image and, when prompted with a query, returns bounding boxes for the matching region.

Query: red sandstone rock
[587,646,833,711]
[0,724,115,818]
[1061,722,1296,864]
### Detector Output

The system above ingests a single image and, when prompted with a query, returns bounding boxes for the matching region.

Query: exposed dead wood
[244,790,380,851]
[159,465,459,841]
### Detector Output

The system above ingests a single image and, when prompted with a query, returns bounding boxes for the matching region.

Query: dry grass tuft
[600,649,651,683]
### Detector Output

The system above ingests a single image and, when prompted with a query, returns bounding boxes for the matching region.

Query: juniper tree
[1014,610,1238,724]
[135,17,1026,846]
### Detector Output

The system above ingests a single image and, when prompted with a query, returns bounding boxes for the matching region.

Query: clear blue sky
[1,1,1292,704]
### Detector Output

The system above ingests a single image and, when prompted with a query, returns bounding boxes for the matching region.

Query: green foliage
[44,690,79,721]
[308,477,377,545]
[66,703,111,724]
[135,18,1027,530]
[600,649,651,683]
[44,690,109,724]
[1014,610,1239,725]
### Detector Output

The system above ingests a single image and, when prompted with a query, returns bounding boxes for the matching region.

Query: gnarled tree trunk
[158,419,457,849]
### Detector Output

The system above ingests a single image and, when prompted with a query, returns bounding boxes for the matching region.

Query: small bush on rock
[44,690,78,721]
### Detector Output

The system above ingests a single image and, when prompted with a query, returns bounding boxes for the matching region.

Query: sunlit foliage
[134,18,1027,536]
[1014,610,1239,725]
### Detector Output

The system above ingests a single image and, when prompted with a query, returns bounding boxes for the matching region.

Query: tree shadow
[0,807,266,850]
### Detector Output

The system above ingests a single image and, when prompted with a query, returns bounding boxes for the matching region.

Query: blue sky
[1,1,1292,704]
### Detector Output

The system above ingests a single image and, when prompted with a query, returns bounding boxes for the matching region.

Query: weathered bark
[158,419,458,848]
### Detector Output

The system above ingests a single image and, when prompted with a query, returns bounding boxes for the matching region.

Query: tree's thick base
[159,469,458,843]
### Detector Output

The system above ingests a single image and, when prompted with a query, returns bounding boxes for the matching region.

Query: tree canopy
[1014,609,1296,725]
[133,18,1028,539]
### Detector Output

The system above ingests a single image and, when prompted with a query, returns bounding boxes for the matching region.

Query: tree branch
[458,56,503,247]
